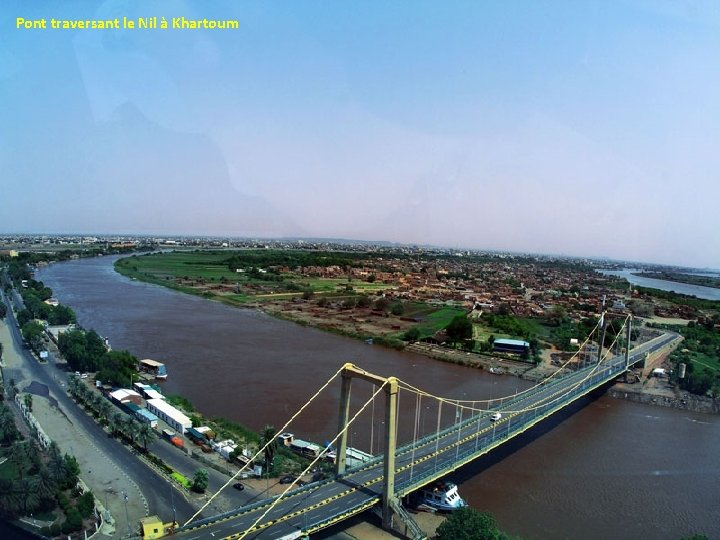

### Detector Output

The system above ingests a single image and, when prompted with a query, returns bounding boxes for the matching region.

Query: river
[598,269,720,301]
[37,256,720,539]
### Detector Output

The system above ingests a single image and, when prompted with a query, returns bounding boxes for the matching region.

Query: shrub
[77,491,95,518]
[61,508,83,533]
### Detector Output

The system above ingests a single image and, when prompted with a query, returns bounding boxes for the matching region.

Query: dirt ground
[262,301,416,339]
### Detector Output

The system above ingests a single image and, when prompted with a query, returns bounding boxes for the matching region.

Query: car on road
[233,483,244,491]
[490,412,502,422]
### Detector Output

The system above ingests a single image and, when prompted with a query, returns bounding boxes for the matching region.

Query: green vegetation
[633,285,720,312]
[166,394,195,412]
[21,320,46,353]
[481,313,541,340]
[436,507,518,540]
[15,277,76,326]
[401,306,467,341]
[0,404,87,534]
[655,320,720,397]
[191,468,209,493]
[171,471,191,489]
[58,329,138,386]
[445,314,473,345]
[635,272,720,290]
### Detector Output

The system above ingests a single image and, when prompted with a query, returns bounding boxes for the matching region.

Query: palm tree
[35,467,57,502]
[76,384,90,406]
[98,400,112,424]
[24,440,41,475]
[122,416,140,444]
[108,412,123,438]
[259,425,278,475]
[136,423,157,453]
[89,393,102,416]
[0,478,24,518]
[16,477,40,514]
[47,442,65,484]
[0,406,19,445]
[9,441,29,479]
[67,375,81,397]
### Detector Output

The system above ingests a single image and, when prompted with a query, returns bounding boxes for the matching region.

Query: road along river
[37,256,720,539]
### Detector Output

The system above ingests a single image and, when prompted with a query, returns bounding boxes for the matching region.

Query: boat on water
[418,481,466,511]
[139,358,168,380]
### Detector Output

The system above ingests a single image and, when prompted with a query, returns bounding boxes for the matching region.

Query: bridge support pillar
[382,377,398,530]
[335,371,353,476]
[624,315,633,369]
[334,364,399,530]
[597,312,607,365]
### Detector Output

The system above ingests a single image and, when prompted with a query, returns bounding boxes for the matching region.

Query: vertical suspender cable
[410,393,420,481]
[370,385,375,455]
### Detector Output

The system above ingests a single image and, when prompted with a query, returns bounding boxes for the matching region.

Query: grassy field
[116,251,238,281]
[401,305,467,339]
[115,251,393,299]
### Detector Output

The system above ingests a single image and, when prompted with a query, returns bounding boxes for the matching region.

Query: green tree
[436,507,508,540]
[136,422,157,452]
[108,412,124,438]
[403,327,421,342]
[259,425,278,474]
[374,297,390,311]
[445,315,473,344]
[16,309,32,327]
[47,304,76,325]
[0,405,20,445]
[21,320,45,353]
[60,454,80,490]
[390,302,405,316]
[192,468,209,493]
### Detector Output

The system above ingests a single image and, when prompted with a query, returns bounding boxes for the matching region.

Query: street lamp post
[170,483,176,526]
[122,491,130,535]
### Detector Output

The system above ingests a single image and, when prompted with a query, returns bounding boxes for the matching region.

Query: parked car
[279,475,297,484]
[232,483,244,491]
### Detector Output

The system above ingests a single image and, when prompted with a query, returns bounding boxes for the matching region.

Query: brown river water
[37,256,720,539]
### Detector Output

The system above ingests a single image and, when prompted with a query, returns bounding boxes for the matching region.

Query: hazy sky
[2,1,719,267]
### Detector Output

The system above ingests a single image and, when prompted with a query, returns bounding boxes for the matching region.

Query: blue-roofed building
[493,338,530,355]
[136,408,159,429]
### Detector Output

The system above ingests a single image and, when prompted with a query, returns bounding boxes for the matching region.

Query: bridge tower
[336,363,398,529]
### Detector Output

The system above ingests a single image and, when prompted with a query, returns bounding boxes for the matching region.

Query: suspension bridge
[172,314,677,540]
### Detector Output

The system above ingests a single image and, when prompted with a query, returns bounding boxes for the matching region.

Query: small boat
[418,481,466,511]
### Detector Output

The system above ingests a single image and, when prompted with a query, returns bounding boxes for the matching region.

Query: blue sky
[2,1,719,267]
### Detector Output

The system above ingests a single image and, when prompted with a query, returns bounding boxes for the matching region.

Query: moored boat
[418,480,466,511]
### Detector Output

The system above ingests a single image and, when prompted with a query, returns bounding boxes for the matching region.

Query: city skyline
[3,1,719,268]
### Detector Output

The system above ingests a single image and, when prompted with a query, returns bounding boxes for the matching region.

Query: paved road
[1,281,270,531]
[174,331,678,540]
[1,288,195,536]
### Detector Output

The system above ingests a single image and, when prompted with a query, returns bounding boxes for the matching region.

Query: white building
[146,398,192,433]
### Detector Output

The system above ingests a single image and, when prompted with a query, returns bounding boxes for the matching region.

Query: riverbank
[113,255,720,419]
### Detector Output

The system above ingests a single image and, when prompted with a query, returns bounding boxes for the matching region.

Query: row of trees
[67,376,156,451]
[16,278,76,326]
